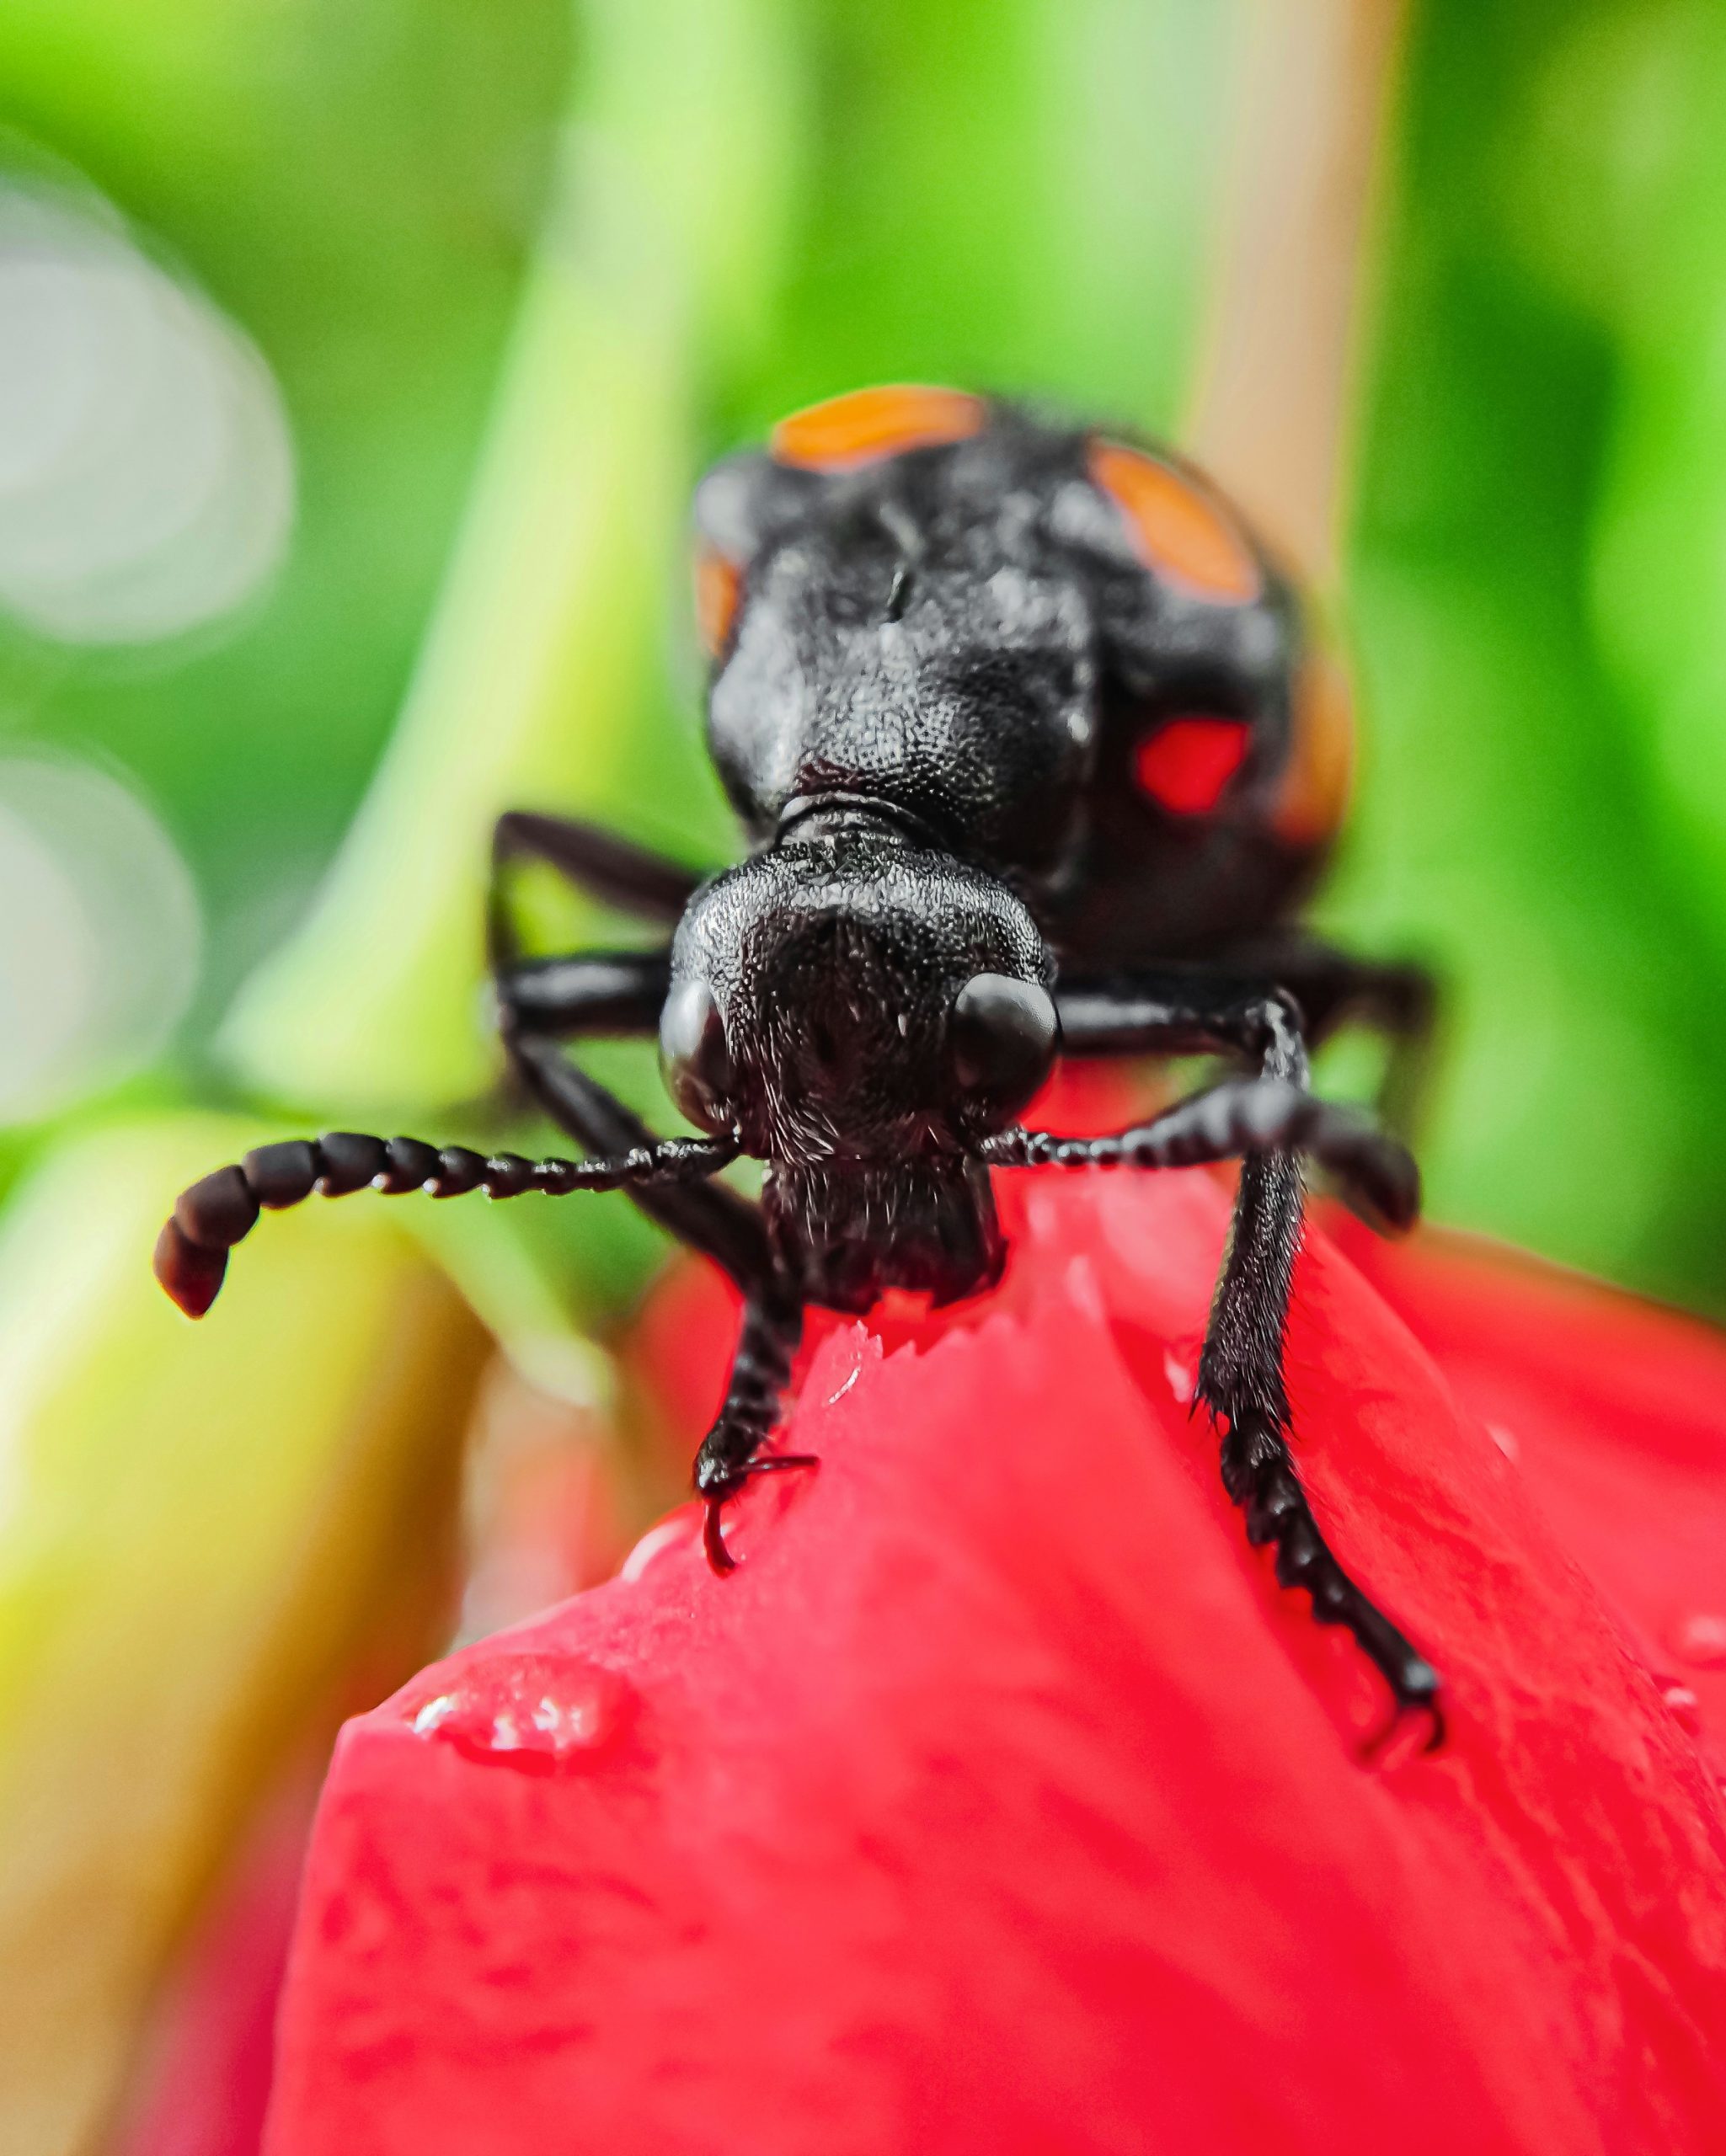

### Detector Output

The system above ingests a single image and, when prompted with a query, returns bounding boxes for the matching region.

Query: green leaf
[0,1114,490,2149]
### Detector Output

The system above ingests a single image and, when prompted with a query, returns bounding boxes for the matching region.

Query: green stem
[222,0,809,1113]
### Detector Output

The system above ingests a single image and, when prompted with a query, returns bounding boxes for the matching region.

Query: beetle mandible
[157,386,1440,1731]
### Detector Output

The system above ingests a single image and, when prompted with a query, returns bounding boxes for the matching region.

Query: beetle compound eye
[946,974,1059,1118]
[772,386,986,472]
[659,980,736,1134]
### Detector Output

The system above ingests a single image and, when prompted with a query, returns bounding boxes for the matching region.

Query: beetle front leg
[487,955,814,1569]
[1057,946,1440,1138]
[693,1289,810,1573]
[1200,1134,1441,1743]
[987,987,1439,1737]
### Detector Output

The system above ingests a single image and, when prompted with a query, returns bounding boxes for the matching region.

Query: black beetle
[158,387,1440,1731]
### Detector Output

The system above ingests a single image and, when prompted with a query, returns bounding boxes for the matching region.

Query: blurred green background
[3,0,1726,2147]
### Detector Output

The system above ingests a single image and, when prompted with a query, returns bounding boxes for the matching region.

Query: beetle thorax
[707,505,1098,879]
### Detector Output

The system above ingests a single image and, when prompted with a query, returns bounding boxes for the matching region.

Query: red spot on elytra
[1134,718,1253,817]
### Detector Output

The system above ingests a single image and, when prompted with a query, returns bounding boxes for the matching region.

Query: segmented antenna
[153,1129,738,1318]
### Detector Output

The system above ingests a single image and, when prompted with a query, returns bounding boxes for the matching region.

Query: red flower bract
[265,1167,1726,2156]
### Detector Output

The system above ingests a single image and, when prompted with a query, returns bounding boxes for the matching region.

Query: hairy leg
[493,967,807,1570]
[991,984,1440,1732]
[490,808,707,937]
[1057,942,1440,1134]
[1233,937,1439,1137]
[487,829,777,1291]
[690,1289,811,1572]
[1200,1118,1440,1737]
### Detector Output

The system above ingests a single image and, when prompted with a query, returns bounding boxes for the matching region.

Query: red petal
[266,1173,1726,2154]
[1328,1210,1726,1767]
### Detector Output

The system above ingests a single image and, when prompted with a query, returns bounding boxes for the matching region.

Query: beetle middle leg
[1061,941,1439,1139]
[489,808,708,938]
[993,981,1440,1734]
[489,814,784,1286]
[496,954,776,1297]
[1219,936,1440,1139]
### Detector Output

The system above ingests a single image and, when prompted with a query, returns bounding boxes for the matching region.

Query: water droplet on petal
[531,1690,612,1748]
[402,1653,632,1774]
[410,1693,458,1737]
[1162,1349,1195,1405]
[1486,1422,1520,1464]
[1669,1613,1726,1669]
[1660,1682,1703,1737]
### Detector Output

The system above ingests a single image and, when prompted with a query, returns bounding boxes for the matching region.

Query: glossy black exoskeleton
[157,387,1440,1734]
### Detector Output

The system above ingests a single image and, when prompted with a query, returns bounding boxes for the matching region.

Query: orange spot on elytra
[694,546,741,657]
[1089,440,1262,606]
[1134,718,1253,817]
[1272,648,1355,846]
[772,386,986,472]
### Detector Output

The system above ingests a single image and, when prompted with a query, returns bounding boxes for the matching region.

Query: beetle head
[661,813,1057,1165]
